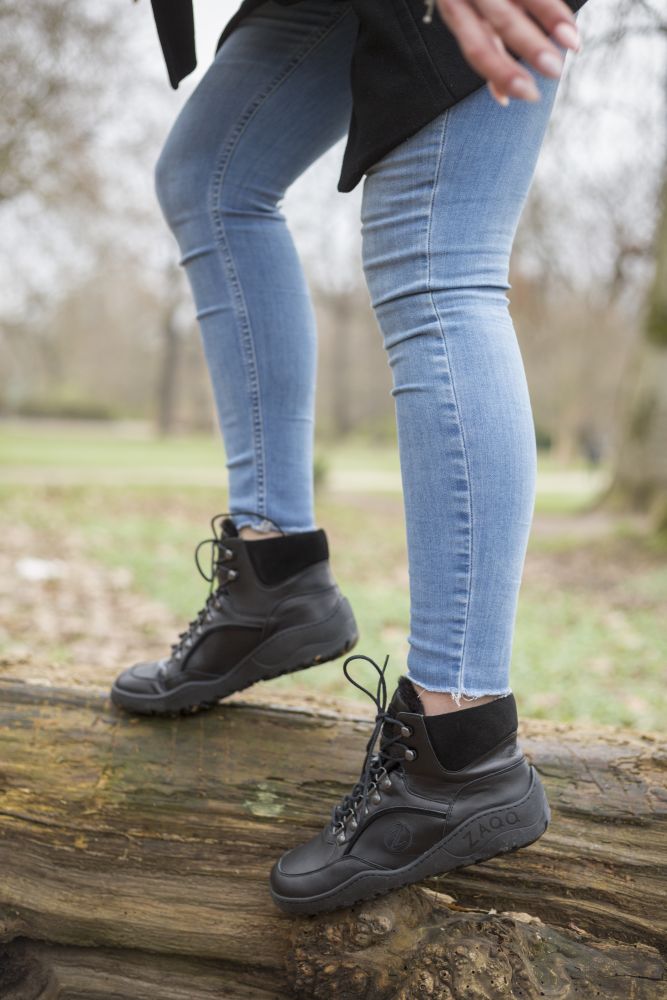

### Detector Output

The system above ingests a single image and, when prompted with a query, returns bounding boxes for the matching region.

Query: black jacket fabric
[150,0,589,193]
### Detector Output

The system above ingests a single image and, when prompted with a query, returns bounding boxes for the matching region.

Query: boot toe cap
[113,661,165,696]
[270,831,372,905]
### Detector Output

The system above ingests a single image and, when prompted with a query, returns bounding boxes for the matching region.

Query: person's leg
[111,0,362,715]
[270,55,570,915]
[154,0,358,535]
[360,55,567,712]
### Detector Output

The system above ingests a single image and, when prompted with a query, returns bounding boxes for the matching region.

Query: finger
[520,0,582,51]
[470,0,569,79]
[437,0,541,100]
[487,33,510,105]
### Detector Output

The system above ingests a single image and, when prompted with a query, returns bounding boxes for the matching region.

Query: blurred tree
[511,0,667,463]
[599,6,667,531]
[606,162,667,530]
[0,0,185,424]
[0,1,110,207]
[156,263,188,436]
[0,0,131,370]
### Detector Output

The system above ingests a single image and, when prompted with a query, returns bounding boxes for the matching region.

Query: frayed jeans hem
[233,517,318,535]
[406,673,513,707]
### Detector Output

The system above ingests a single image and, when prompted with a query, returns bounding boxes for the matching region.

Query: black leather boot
[270,654,550,915]
[111,512,359,715]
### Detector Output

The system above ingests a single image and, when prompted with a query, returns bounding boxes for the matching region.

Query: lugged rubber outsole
[270,766,550,915]
[110,597,359,717]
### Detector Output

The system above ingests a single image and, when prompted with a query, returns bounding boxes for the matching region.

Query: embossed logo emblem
[384,820,413,853]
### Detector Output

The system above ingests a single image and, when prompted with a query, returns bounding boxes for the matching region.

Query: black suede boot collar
[394,675,518,771]
[243,529,329,586]
[216,516,329,586]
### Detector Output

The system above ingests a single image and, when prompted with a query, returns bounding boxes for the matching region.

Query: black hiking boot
[270,653,550,915]
[110,512,359,716]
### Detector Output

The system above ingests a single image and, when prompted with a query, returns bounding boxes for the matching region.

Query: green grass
[1,421,664,730]
[513,591,666,728]
[0,421,606,513]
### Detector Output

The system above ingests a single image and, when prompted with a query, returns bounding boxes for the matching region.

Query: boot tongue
[220,517,239,538]
[394,675,423,713]
[380,675,423,760]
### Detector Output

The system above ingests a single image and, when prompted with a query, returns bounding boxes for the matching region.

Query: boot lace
[330,653,414,845]
[168,509,285,662]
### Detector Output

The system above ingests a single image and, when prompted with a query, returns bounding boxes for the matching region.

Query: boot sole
[110,596,359,716]
[270,766,550,915]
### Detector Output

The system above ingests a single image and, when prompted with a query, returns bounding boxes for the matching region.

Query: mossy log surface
[0,678,665,999]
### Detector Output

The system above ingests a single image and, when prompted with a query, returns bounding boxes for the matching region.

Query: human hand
[424,0,582,106]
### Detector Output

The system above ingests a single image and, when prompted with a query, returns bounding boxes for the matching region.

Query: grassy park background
[2,1,666,735]
[1,419,665,731]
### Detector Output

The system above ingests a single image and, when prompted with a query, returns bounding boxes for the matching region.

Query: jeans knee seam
[426,109,474,698]
[209,6,352,514]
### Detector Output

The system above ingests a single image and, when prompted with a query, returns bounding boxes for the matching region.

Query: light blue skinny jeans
[155,0,567,698]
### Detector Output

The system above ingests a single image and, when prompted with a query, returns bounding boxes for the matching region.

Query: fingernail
[535,50,564,78]
[508,76,540,101]
[552,21,581,51]
[488,82,510,107]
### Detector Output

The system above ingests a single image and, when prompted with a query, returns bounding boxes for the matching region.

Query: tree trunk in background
[156,267,183,436]
[0,679,665,999]
[328,290,355,438]
[606,164,667,530]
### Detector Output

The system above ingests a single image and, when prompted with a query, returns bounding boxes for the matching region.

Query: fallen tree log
[0,678,665,999]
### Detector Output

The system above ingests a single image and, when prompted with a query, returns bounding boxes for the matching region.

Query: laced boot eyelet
[400,724,412,737]
[226,569,239,581]
[221,547,234,561]
[380,774,392,790]
[404,747,417,762]
[371,790,382,805]
[332,823,346,844]
[341,806,359,835]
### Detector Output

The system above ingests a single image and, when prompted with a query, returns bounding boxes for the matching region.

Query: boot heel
[441,766,550,867]
[253,595,359,676]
